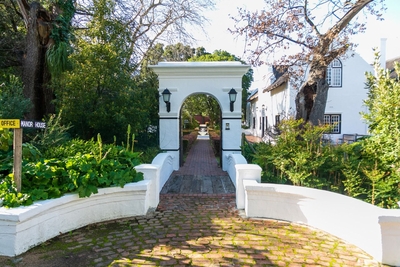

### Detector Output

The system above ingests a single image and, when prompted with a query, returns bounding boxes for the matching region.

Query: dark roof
[272,65,288,80]
[263,65,289,93]
[386,57,400,79]
[247,88,258,101]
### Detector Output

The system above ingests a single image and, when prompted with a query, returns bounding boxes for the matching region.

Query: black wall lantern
[162,88,171,112]
[228,88,237,112]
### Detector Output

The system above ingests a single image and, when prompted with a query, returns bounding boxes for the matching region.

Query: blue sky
[194,0,400,90]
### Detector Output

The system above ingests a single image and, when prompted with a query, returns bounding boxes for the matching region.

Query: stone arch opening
[149,61,250,171]
[179,92,222,167]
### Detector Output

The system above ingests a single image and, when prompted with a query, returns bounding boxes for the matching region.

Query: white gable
[248,52,373,143]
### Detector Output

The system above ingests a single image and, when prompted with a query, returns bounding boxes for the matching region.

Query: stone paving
[0,139,388,267]
[173,138,227,177]
[0,195,385,267]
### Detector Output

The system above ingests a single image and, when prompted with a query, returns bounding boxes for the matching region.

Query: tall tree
[231,0,384,125]
[74,0,215,72]
[190,49,253,121]
[142,43,195,64]
[16,0,75,120]
[163,43,195,61]
[4,0,215,120]
[58,0,153,142]
[0,0,25,69]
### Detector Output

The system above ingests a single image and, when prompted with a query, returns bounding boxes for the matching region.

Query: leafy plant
[353,54,400,208]
[0,128,13,152]
[0,75,31,119]
[29,111,72,156]
[266,119,332,187]
[0,129,13,178]
[0,134,143,208]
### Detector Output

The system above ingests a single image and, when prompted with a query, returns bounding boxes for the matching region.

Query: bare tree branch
[73,0,214,71]
[230,0,384,125]
[304,0,321,37]
[16,0,29,28]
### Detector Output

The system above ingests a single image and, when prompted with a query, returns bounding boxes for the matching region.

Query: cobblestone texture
[0,195,386,267]
[0,138,389,267]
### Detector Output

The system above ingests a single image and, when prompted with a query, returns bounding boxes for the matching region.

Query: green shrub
[248,111,400,208]
[355,56,400,208]
[0,129,14,178]
[0,75,31,119]
[268,119,333,187]
[247,119,347,190]
[0,136,143,208]
[182,131,198,154]
[138,146,160,164]
[29,111,72,155]
[209,130,220,157]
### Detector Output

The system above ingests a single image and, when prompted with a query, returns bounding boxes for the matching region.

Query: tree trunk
[295,83,315,122]
[21,2,54,120]
[308,78,329,126]
[295,63,330,126]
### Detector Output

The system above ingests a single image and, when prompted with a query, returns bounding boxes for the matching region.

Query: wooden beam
[13,128,23,192]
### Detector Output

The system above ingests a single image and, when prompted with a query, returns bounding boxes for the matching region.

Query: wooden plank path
[160,175,235,194]
[160,138,235,194]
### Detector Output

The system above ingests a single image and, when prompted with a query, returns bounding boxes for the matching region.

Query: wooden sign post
[0,119,46,192]
[13,128,22,192]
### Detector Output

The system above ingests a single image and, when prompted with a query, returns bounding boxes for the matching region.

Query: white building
[247,51,373,143]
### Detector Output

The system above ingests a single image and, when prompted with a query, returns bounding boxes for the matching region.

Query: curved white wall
[0,182,150,256]
[0,152,176,257]
[242,180,400,266]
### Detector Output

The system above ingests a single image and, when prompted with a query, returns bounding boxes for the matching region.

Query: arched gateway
[149,61,250,171]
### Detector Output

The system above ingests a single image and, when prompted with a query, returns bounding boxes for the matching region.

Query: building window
[324,114,341,134]
[252,117,256,129]
[326,59,342,87]
[275,115,280,126]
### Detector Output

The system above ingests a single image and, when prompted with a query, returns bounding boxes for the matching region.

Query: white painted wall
[266,82,296,126]
[226,157,400,266]
[248,68,296,139]
[150,62,250,170]
[135,152,175,207]
[241,181,400,267]
[250,52,373,142]
[325,53,372,142]
[0,182,150,257]
[225,154,261,209]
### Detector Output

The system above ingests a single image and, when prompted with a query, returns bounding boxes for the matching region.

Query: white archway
[149,61,250,171]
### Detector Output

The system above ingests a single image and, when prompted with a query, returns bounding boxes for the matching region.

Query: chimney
[380,38,387,69]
